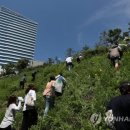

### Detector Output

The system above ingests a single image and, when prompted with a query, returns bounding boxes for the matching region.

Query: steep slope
[0,49,130,130]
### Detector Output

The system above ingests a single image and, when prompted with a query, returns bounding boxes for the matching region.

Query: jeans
[44,95,55,116]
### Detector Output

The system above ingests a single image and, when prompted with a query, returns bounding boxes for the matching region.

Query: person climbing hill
[0,95,23,130]
[19,74,26,89]
[55,73,66,96]
[105,81,130,130]
[65,56,74,71]
[43,75,56,117]
[31,71,37,81]
[21,84,38,130]
[76,54,83,64]
[108,43,122,70]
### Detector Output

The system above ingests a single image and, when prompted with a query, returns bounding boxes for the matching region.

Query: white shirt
[65,57,73,63]
[0,102,21,128]
[79,55,83,59]
[23,89,36,111]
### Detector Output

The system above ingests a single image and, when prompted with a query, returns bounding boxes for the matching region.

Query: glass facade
[0,6,38,64]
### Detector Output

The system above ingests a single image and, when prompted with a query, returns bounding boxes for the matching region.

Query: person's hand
[18,97,24,102]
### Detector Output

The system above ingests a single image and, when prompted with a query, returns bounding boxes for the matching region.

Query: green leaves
[1,47,130,130]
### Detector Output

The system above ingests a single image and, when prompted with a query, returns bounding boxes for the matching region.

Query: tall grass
[0,48,130,130]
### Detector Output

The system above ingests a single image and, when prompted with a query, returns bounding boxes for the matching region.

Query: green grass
[0,49,130,130]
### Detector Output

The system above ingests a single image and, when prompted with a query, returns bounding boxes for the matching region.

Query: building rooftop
[0,6,38,25]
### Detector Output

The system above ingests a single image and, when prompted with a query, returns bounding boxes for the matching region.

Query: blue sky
[0,0,130,61]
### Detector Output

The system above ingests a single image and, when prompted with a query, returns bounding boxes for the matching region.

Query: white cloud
[77,0,130,47]
[80,0,130,29]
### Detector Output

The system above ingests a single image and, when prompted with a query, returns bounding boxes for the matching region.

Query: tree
[82,44,89,51]
[99,28,122,45]
[55,56,60,64]
[2,62,15,75]
[48,58,54,64]
[66,48,75,57]
[123,32,129,38]
[107,28,122,43]
[128,22,130,33]
[16,58,29,71]
[99,31,109,45]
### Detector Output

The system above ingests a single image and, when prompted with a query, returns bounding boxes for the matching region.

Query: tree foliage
[66,48,75,57]
[16,58,29,71]
[99,28,122,45]
[82,44,89,51]
[47,58,54,64]
[55,56,60,64]
[2,62,15,75]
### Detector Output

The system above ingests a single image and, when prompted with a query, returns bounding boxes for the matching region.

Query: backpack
[54,78,63,93]
[26,93,34,107]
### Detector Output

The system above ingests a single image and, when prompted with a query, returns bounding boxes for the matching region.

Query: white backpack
[54,78,63,93]
[26,93,34,107]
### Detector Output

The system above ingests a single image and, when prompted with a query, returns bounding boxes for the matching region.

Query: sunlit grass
[0,48,130,130]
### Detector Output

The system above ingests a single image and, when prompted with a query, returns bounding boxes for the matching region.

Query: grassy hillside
[0,48,130,130]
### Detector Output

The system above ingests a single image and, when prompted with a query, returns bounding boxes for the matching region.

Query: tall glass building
[0,6,38,65]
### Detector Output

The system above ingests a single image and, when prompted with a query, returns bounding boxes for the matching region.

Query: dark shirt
[106,94,130,130]
[20,76,26,83]
[32,71,36,77]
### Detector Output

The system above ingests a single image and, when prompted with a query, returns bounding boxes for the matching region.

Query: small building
[29,60,44,68]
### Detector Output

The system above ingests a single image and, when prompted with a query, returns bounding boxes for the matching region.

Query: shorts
[66,62,73,66]
[110,56,120,63]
